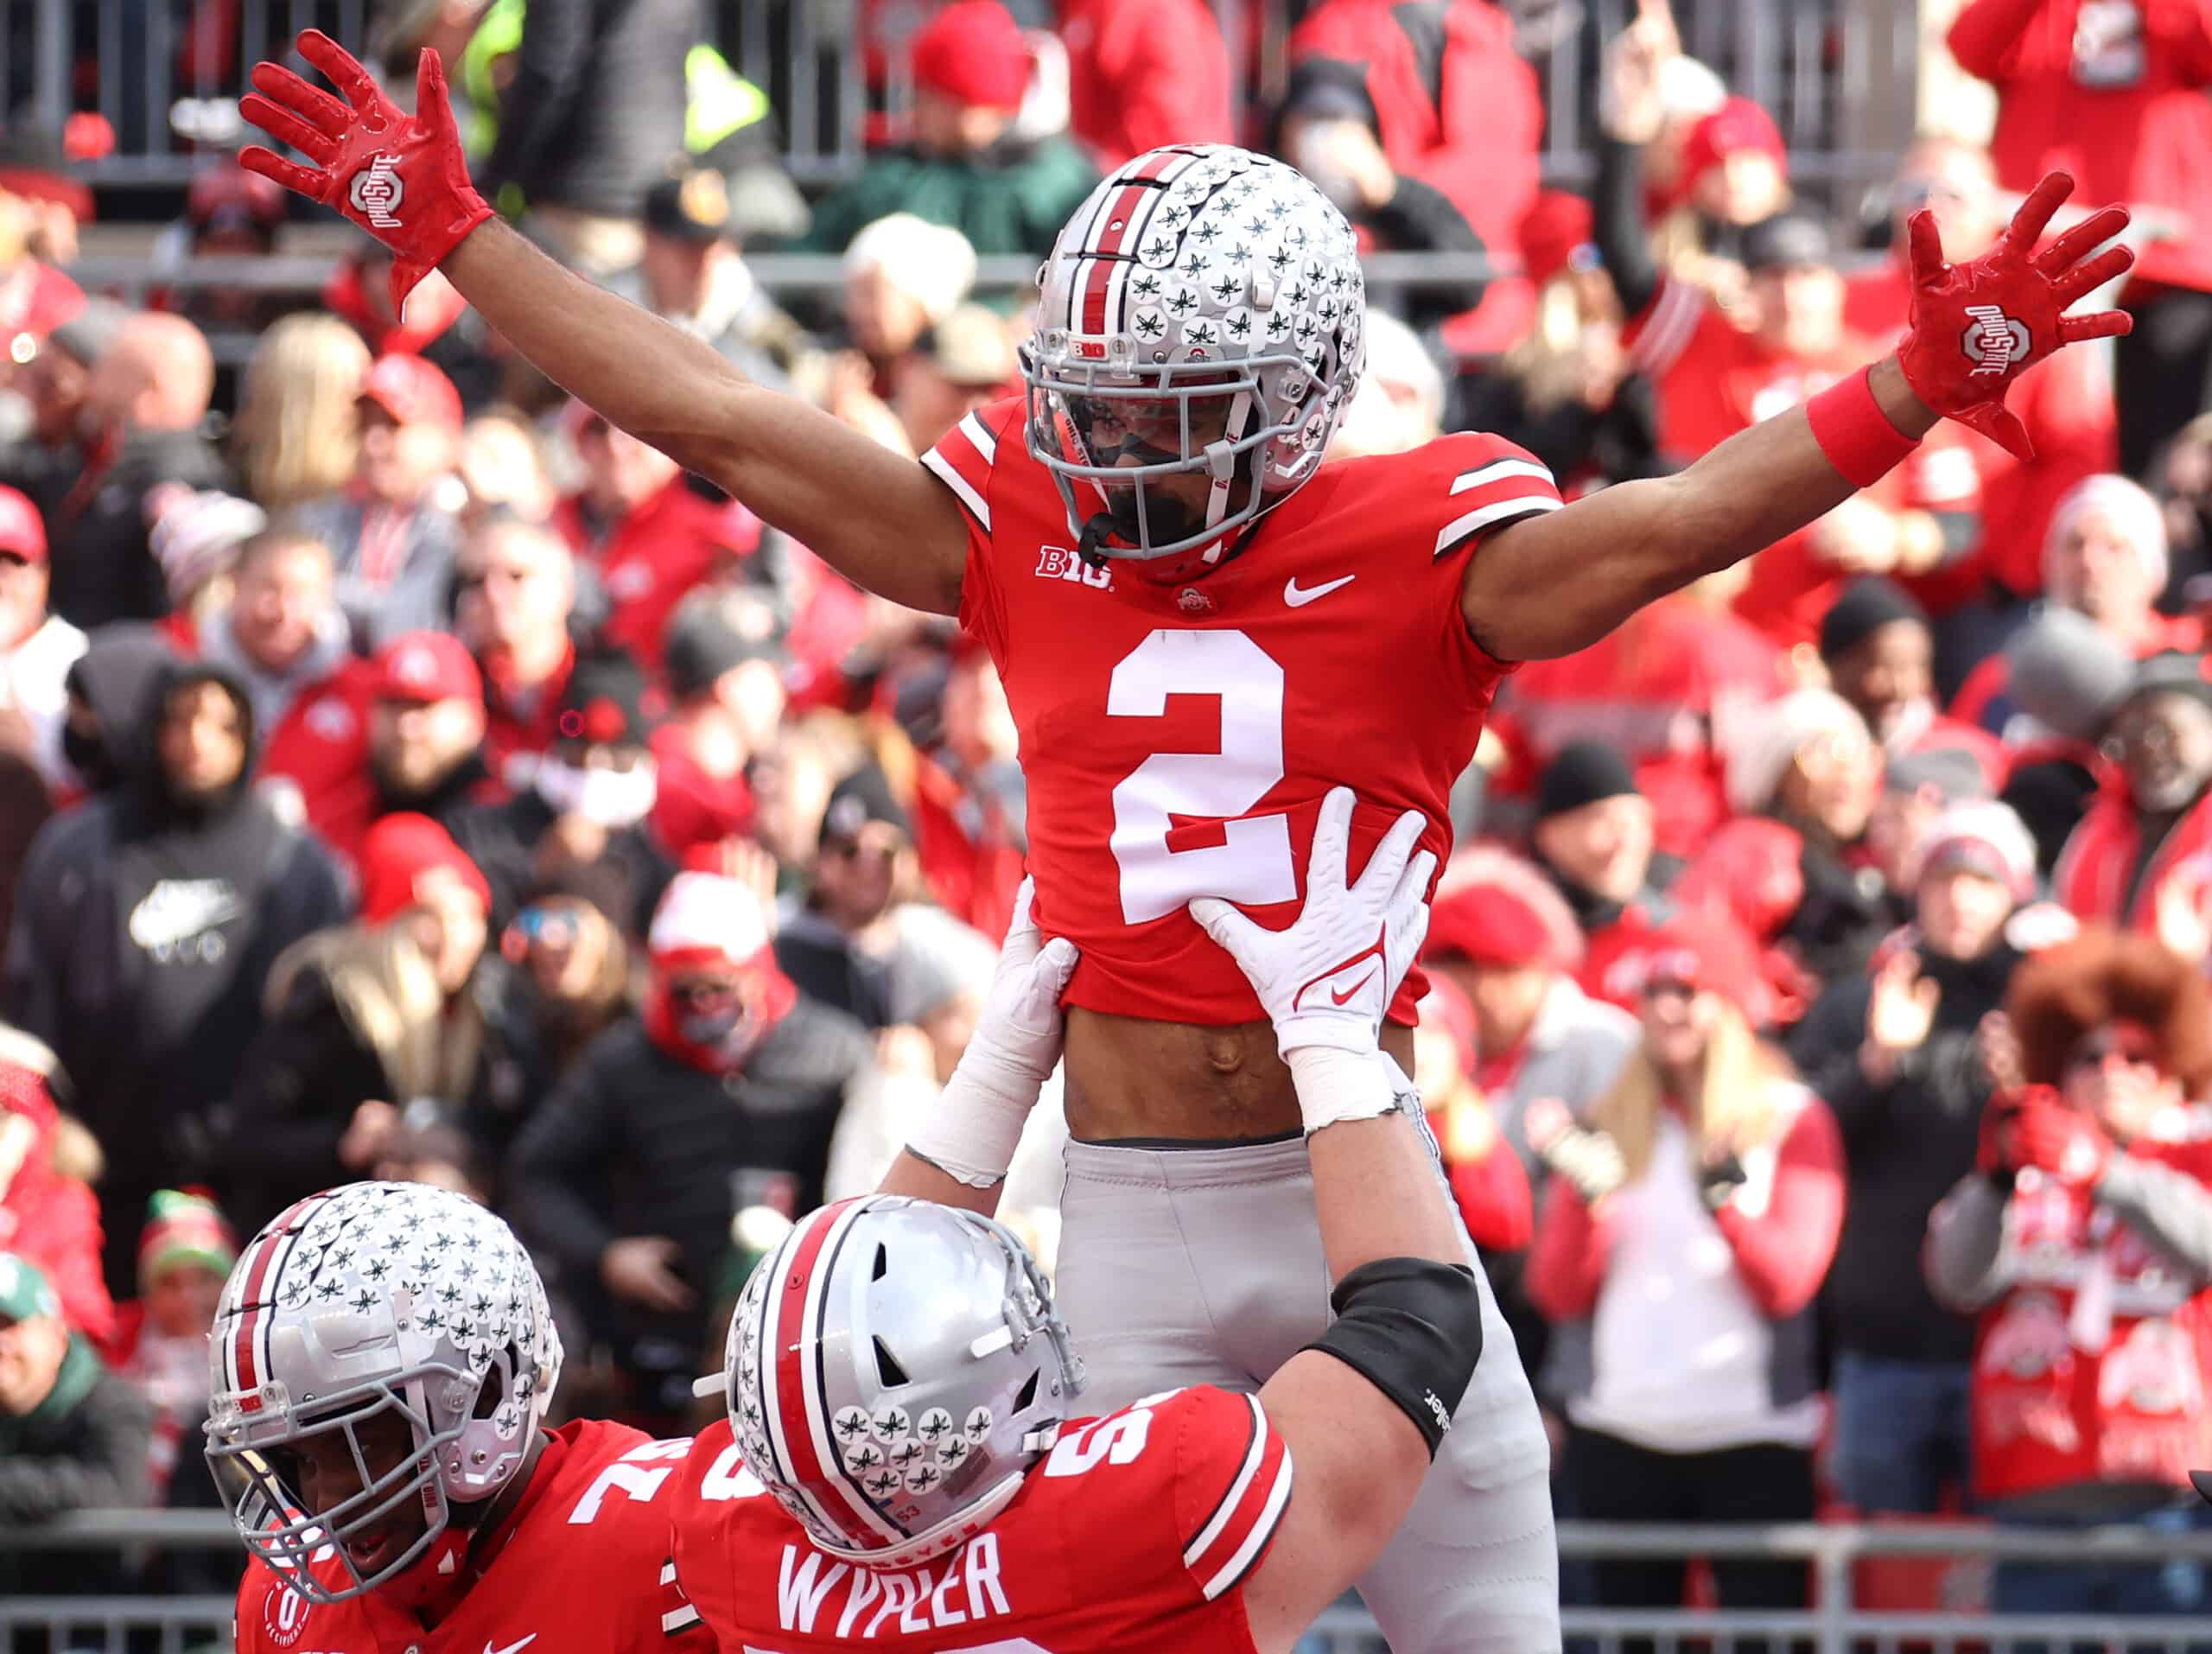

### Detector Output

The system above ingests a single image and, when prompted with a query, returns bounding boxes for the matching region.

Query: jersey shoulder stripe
[919,400,1024,536]
[1433,444,1564,560]
[1178,1391,1295,1602]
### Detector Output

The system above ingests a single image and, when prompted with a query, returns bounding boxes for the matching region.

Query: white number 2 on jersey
[567,1437,691,1523]
[1107,630,1297,924]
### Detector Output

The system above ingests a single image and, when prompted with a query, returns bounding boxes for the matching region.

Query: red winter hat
[0,485,47,563]
[359,352,463,433]
[1519,190,1596,289]
[1598,912,1766,1019]
[1426,847,1585,972]
[359,813,492,926]
[374,630,482,707]
[911,1,1031,112]
[1680,96,1786,190]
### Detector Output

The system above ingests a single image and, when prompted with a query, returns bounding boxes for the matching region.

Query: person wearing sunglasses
[1929,926,2212,1636]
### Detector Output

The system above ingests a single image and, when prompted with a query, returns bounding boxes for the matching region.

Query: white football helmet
[1020,143,1367,581]
[720,1195,1084,1570]
[204,1182,563,1602]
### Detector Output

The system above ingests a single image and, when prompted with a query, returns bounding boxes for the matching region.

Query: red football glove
[238,30,492,317]
[2008,1092,2115,1187]
[1896,171,2134,461]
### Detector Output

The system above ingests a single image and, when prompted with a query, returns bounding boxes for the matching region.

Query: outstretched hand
[238,30,491,315]
[1897,171,2133,460]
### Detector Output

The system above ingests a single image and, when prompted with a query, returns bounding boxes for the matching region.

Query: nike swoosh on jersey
[1282,574,1356,608]
[484,1634,537,1654]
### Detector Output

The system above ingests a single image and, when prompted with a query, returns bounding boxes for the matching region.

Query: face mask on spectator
[535,754,657,828]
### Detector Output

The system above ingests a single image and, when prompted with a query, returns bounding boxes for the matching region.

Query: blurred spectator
[448,648,676,932]
[152,163,293,334]
[893,304,1019,455]
[146,487,267,641]
[222,812,537,1232]
[1424,847,1638,1384]
[1527,741,1683,968]
[906,645,1026,941]
[230,312,372,512]
[1928,926,2212,1621]
[2,298,126,493]
[508,870,876,1425]
[0,136,85,369]
[836,213,980,407]
[297,351,466,648]
[1669,96,1791,251]
[454,516,580,785]
[1842,137,2117,652]
[1790,802,2039,1515]
[801,3,1097,258]
[1057,0,1232,169]
[99,1189,232,1500]
[1955,475,2199,732]
[456,410,559,528]
[1331,309,1447,461]
[2053,651,2212,945]
[0,484,85,790]
[0,1251,150,1594]
[0,1027,112,1344]
[478,0,699,277]
[194,528,351,734]
[52,624,175,800]
[1947,0,2212,477]
[43,313,226,631]
[1527,920,1843,1624]
[259,628,499,869]
[1994,608,2133,874]
[319,244,473,362]
[772,761,926,1028]
[1819,578,2006,790]
[1280,0,1541,331]
[632,169,808,391]
[1688,689,1892,1009]
[3,652,346,1292]
[1411,975,1536,1257]
[552,402,758,672]
[651,599,786,860]
[502,865,637,1076]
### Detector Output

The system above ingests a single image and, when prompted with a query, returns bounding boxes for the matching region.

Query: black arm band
[1302,1257,1484,1459]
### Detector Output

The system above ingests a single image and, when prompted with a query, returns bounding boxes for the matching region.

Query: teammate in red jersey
[209,1182,710,1654]
[238,35,2134,1649]
[667,788,1484,1654]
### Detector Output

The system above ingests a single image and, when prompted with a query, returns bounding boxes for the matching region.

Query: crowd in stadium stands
[8,0,2212,1638]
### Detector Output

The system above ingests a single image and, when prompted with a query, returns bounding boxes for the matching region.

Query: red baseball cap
[1680,97,1787,189]
[373,631,482,706]
[911,1,1032,112]
[0,486,48,563]
[359,353,463,433]
[358,813,492,926]
[1427,881,1567,971]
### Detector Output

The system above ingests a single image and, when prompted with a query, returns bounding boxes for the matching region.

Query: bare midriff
[1063,1005,1418,1142]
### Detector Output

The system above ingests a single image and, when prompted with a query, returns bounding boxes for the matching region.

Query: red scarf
[642,955,798,1074]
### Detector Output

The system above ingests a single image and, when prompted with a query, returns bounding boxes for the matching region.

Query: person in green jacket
[802,0,1098,258]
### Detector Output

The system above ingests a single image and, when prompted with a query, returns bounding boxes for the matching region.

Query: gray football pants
[1054,1118,1561,1654]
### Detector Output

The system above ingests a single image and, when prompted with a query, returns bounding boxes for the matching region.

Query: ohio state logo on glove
[1961,305,2031,378]
[347,154,405,229]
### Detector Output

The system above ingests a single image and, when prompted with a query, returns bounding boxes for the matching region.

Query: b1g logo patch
[1961,303,2031,377]
[349,155,405,229]
[261,1580,313,1649]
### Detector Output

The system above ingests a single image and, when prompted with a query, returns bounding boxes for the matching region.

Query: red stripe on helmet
[768,1198,859,1511]
[229,1193,321,1410]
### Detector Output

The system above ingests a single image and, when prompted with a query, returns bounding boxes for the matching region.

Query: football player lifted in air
[212,1185,709,1654]
[239,32,2133,1650]
[666,787,1481,1653]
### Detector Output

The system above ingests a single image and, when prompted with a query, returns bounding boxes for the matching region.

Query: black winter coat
[0,1345,151,1596]
[39,429,232,629]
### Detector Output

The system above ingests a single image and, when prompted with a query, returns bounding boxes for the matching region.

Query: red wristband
[1805,366,1921,488]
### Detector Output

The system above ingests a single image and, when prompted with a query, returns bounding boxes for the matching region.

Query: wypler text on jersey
[772,1534,1011,1639]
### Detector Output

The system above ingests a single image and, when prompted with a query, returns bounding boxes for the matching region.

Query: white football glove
[905,878,1079,1188]
[1190,787,1435,1058]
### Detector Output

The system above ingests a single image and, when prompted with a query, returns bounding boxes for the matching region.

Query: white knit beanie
[1722,689,1870,815]
[2044,474,2169,599]
[842,213,979,328]
[1916,799,2037,901]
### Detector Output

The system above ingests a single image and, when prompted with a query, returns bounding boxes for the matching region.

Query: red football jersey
[922,398,1561,1023]
[669,1386,1293,1653]
[233,1420,711,1654]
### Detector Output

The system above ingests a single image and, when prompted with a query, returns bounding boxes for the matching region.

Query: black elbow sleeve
[1302,1256,1484,1458]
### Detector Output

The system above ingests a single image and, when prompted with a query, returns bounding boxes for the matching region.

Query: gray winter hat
[2005,607,2136,743]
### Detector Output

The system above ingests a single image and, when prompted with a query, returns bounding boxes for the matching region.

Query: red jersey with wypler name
[922,398,1561,1023]
[233,1420,710,1654]
[669,1387,1292,1652]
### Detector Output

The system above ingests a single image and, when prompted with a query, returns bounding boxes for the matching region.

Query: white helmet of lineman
[204,1182,563,1602]
[1021,142,1367,580]
[719,1195,1084,1569]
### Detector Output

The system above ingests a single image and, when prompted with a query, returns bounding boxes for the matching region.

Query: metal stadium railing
[14,1514,2212,1654]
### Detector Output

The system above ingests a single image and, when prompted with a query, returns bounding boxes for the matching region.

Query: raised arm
[1184,791,1485,1654]
[239,33,967,617]
[1464,172,2134,661]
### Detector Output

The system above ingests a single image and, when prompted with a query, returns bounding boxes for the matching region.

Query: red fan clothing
[0,258,84,352]
[232,1420,711,1654]
[669,1389,1292,1653]
[1286,0,1542,268]
[555,486,758,675]
[2053,779,2212,932]
[648,724,758,860]
[1430,1096,1536,1252]
[1843,257,2119,604]
[1936,1126,2212,1504]
[925,400,1563,1024]
[911,751,1027,943]
[0,1042,112,1343]
[483,643,577,787]
[1060,0,1234,170]
[1948,0,2212,296]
